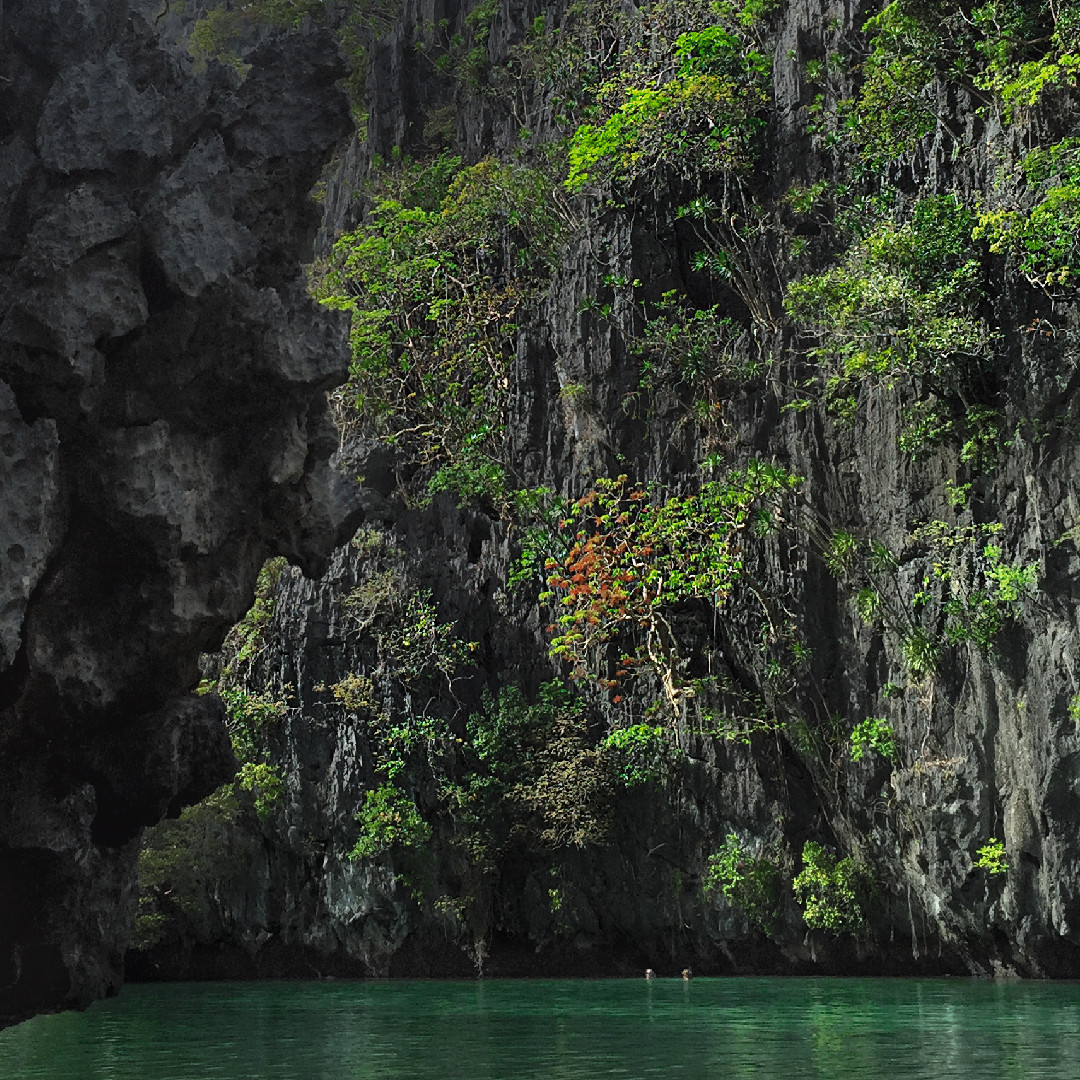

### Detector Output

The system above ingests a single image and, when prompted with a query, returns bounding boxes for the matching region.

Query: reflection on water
[3,976,1080,1079]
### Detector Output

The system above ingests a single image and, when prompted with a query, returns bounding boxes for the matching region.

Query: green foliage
[427,457,508,509]
[828,521,1038,683]
[377,590,476,685]
[508,487,571,591]
[695,682,790,743]
[675,195,784,327]
[1069,693,1080,723]
[316,153,565,507]
[330,672,378,711]
[338,567,476,695]
[702,833,781,932]
[220,687,287,763]
[341,566,404,630]
[336,589,473,781]
[566,22,770,191]
[136,576,296,945]
[823,530,860,576]
[636,291,760,391]
[843,0,1075,162]
[738,0,784,25]
[532,0,785,326]
[793,841,874,934]
[855,587,880,624]
[189,5,267,73]
[170,0,1074,967]
[975,139,1080,292]
[1000,52,1080,117]
[455,682,613,856]
[221,557,289,676]
[849,717,896,762]
[847,0,940,165]
[189,0,337,74]
[913,520,1039,650]
[982,0,1080,115]
[373,711,455,783]
[973,837,1008,875]
[130,910,170,952]
[324,680,624,939]
[898,402,1003,467]
[213,571,290,830]
[540,462,801,707]
[599,724,669,787]
[349,783,432,860]
[900,627,941,677]
[489,0,633,131]
[433,0,500,86]
[702,834,742,899]
[236,762,286,819]
[786,195,996,448]
[327,538,476,785]
[221,687,287,730]
[190,0,398,109]
[133,787,241,951]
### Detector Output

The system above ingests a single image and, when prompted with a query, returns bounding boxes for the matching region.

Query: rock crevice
[0,0,358,1027]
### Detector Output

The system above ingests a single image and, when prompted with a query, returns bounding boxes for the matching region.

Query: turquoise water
[2,977,1080,1079]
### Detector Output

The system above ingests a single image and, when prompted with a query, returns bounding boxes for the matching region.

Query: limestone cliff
[0,0,358,1026]
[125,0,1080,982]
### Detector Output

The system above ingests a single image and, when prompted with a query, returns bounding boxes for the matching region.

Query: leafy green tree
[793,842,874,934]
[349,783,432,860]
[975,139,1080,293]
[703,833,782,931]
[566,25,770,191]
[786,195,995,441]
[316,154,566,507]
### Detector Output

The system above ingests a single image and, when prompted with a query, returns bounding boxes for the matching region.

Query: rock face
[0,0,357,1027]
[123,0,1080,983]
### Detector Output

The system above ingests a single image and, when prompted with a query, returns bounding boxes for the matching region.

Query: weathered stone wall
[0,0,359,1026]
[131,0,1080,983]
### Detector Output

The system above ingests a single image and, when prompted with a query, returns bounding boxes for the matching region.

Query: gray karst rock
[8,0,1080,1026]
[126,0,1080,986]
[0,0,359,1027]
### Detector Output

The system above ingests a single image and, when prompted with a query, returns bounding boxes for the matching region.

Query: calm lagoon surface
[2,976,1079,1079]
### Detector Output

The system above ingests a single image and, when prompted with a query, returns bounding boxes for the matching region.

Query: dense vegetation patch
[315,152,569,507]
[565,21,771,191]
[538,462,801,713]
[793,842,875,934]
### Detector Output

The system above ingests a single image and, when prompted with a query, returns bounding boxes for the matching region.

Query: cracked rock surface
[133,0,1080,986]
[0,0,357,1027]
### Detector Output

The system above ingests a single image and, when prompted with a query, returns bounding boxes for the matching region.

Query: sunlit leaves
[315,153,564,505]
[566,24,770,191]
[975,138,1080,292]
[541,462,801,702]
[793,841,874,934]
[786,195,997,443]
